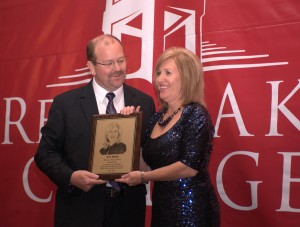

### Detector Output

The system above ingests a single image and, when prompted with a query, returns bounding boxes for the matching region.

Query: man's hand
[70,170,107,192]
[120,106,141,115]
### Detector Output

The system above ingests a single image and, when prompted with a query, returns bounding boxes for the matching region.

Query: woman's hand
[115,171,143,186]
[120,106,141,115]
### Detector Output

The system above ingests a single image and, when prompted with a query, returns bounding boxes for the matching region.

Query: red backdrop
[1,0,299,226]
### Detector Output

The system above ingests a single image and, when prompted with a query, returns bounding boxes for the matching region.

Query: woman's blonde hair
[103,122,122,148]
[154,47,205,109]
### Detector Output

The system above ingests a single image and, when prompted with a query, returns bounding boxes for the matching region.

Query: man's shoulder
[123,84,152,99]
[54,81,92,100]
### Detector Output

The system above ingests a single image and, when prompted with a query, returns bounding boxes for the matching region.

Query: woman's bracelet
[140,171,148,184]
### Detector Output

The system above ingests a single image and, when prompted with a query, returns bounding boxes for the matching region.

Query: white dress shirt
[92,79,125,186]
[92,79,125,114]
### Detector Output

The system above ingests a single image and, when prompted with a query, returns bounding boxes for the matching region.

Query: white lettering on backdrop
[1,82,299,210]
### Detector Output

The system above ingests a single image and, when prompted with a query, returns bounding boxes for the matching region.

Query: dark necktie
[105,92,120,191]
[106,92,117,114]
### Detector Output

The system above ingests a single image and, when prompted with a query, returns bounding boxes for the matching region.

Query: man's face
[88,39,126,91]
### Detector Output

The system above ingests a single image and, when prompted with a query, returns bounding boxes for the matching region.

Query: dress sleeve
[180,105,214,171]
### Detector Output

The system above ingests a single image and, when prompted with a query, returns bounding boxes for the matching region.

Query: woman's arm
[116,161,198,186]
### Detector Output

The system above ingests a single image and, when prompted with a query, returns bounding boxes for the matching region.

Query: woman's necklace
[158,107,181,127]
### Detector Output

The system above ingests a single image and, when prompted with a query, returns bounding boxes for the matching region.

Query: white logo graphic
[46,0,288,89]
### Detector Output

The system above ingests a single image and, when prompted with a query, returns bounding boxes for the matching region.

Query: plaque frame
[88,112,142,180]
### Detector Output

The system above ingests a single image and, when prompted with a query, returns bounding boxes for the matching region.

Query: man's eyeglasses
[93,56,127,68]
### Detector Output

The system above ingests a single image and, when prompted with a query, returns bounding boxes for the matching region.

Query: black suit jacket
[34,80,155,227]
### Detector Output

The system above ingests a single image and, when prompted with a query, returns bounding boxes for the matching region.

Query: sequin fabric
[143,103,220,227]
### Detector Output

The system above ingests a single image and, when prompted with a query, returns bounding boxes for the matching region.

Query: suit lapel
[124,84,138,106]
[79,83,137,128]
[79,80,99,128]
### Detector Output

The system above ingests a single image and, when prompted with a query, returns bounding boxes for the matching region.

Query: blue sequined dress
[143,103,220,227]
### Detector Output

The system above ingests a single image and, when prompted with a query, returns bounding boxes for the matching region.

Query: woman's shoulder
[181,103,213,128]
[150,109,164,122]
[181,103,214,137]
[184,103,210,116]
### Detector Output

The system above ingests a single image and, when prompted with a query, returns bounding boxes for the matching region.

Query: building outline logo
[46,0,288,88]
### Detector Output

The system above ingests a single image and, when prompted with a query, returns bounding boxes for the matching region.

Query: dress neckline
[150,108,184,140]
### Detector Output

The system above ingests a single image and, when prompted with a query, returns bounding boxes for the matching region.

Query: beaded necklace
[157,107,181,127]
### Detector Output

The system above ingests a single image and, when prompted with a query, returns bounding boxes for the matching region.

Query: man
[34,34,155,227]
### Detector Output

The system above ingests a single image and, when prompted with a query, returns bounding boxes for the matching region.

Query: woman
[100,121,126,155]
[118,47,220,226]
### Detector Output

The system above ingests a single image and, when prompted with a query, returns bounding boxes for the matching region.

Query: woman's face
[107,126,119,143]
[155,58,182,106]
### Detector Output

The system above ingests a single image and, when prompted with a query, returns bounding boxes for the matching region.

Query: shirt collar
[92,79,124,103]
